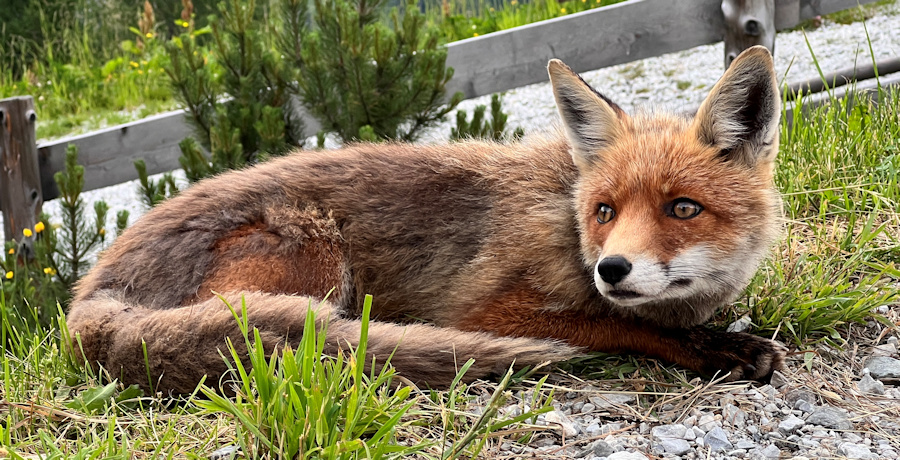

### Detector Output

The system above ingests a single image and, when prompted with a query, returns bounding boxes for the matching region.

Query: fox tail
[66,291,581,394]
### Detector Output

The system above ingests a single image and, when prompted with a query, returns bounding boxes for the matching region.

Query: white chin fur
[595,245,755,306]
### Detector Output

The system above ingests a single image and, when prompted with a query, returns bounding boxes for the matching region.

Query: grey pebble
[606,452,649,460]
[704,426,733,452]
[778,415,805,434]
[748,444,781,460]
[581,402,596,414]
[208,446,240,460]
[651,424,687,439]
[658,438,691,455]
[838,442,879,459]
[589,394,636,410]
[806,406,853,430]
[864,356,900,379]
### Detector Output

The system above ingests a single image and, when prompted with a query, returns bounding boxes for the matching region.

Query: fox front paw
[688,330,788,382]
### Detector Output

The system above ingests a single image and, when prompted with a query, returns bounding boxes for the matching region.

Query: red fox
[67,46,786,394]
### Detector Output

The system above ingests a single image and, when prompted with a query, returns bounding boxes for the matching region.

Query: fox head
[548,46,782,328]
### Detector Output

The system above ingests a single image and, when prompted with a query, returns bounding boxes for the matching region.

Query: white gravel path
[22,3,900,238]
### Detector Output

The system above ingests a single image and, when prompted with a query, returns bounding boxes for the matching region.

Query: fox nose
[596,256,632,285]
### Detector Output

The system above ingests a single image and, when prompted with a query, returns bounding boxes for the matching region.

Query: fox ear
[548,59,626,171]
[692,45,781,167]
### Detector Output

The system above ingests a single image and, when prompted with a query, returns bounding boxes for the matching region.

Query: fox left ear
[548,59,627,171]
[692,45,781,167]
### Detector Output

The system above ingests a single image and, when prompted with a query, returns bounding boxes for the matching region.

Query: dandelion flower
[473,33,479,36]
[23,228,32,237]
[8,248,14,255]
[130,61,140,68]
[182,21,190,28]
[560,7,567,13]
[5,271,12,279]
[43,267,57,276]
[35,222,45,233]
[146,32,154,38]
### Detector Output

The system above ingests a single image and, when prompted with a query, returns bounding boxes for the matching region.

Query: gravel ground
[20,4,900,459]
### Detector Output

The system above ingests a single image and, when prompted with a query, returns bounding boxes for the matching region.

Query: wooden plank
[444,0,725,100]
[0,96,43,247]
[443,0,878,100]
[38,109,193,200]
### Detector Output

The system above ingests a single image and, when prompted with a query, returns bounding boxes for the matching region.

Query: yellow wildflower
[560,7,567,13]
[35,221,45,233]
[99,228,106,236]
[182,21,190,28]
[5,271,12,279]
[146,32,154,38]
[43,267,57,276]
[23,228,33,237]
[473,33,479,37]
[130,61,140,68]
[8,248,14,255]
[138,70,144,75]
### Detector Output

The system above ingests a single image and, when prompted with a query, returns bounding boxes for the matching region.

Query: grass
[1,84,899,457]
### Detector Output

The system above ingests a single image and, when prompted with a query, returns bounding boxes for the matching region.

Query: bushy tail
[66,291,581,394]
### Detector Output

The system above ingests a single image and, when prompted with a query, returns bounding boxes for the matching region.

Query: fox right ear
[692,46,781,168]
[548,59,626,171]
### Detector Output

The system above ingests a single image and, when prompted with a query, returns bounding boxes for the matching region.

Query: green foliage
[299,0,463,142]
[0,145,124,338]
[163,0,299,188]
[450,94,524,142]
[726,88,900,346]
[429,0,626,41]
[135,158,179,208]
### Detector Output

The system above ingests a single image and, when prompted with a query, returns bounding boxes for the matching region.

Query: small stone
[589,394,636,410]
[607,452,649,460]
[838,442,878,459]
[692,426,705,438]
[888,336,899,345]
[723,404,747,427]
[572,401,584,413]
[807,406,853,430]
[658,438,691,455]
[758,384,776,399]
[590,440,614,457]
[864,356,900,379]
[585,422,601,437]
[858,373,886,395]
[698,414,719,431]
[778,415,805,434]
[784,389,816,407]
[683,415,697,428]
[795,399,815,413]
[683,428,696,441]
[545,410,581,437]
[872,343,898,357]
[208,445,240,460]
[503,405,522,417]
[651,424,687,439]
[770,370,789,388]
[581,402,596,414]
[748,444,781,460]
[704,426,733,452]
[727,315,753,333]
[735,440,758,450]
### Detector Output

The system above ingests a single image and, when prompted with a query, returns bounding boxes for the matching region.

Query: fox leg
[454,293,786,382]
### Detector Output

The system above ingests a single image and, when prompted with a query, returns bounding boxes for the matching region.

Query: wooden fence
[0,0,888,239]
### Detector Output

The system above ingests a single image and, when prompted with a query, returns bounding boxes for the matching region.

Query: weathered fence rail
[0,0,889,240]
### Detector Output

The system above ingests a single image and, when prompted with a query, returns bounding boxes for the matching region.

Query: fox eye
[597,203,616,223]
[670,198,703,219]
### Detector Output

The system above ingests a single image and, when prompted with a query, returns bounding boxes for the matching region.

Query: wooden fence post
[722,0,775,69]
[0,96,43,254]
